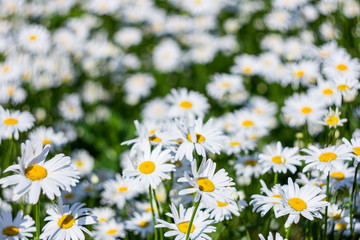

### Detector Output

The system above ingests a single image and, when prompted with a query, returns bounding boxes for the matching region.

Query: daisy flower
[234,155,263,178]
[206,198,240,222]
[178,158,235,204]
[329,162,355,190]
[0,210,35,240]
[308,78,342,107]
[123,141,175,189]
[0,83,27,105]
[277,178,329,228]
[0,106,35,140]
[18,24,50,54]
[29,126,67,150]
[175,118,225,161]
[71,149,95,176]
[323,52,360,80]
[93,219,125,240]
[0,140,79,204]
[58,93,84,121]
[230,54,259,76]
[92,207,115,224]
[153,39,182,73]
[166,88,209,119]
[259,232,287,240]
[259,142,301,174]
[331,77,360,97]
[319,108,347,128]
[223,133,256,155]
[301,145,354,172]
[155,203,216,240]
[206,73,244,101]
[40,198,97,240]
[125,212,154,238]
[342,137,360,164]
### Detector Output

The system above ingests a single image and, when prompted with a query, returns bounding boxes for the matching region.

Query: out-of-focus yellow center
[353,147,360,155]
[29,35,37,41]
[319,152,337,162]
[217,201,228,207]
[221,82,231,88]
[326,116,339,127]
[322,88,333,95]
[2,226,19,236]
[242,120,254,127]
[118,186,128,192]
[244,160,258,166]
[336,64,348,71]
[301,107,312,114]
[180,101,193,109]
[106,229,118,235]
[42,139,52,145]
[337,84,350,92]
[229,141,241,146]
[288,197,307,211]
[3,118,18,125]
[149,136,162,142]
[272,156,286,164]
[331,172,345,181]
[7,86,15,96]
[139,221,150,228]
[2,65,9,73]
[178,222,195,234]
[138,161,155,174]
[335,223,347,230]
[187,133,205,143]
[58,214,75,229]
[197,178,215,192]
[294,71,304,78]
[243,67,252,74]
[25,164,47,181]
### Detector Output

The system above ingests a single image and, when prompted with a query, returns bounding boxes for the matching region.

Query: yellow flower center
[221,82,231,88]
[118,186,128,192]
[331,213,342,221]
[242,120,254,127]
[42,139,52,145]
[337,84,350,92]
[244,160,258,166]
[7,86,15,96]
[149,129,156,135]
[138,161,155,174]
[243,67,252,74]
[64,193,74,199]
[336,64,348,71]
[353,147,360,155]
[254,108,263,114]
[326,116,339,126]
[294,71,304,78]
[271,156,286,164]
[2,226,19,236]
[139,221,150,228]
[3,118,18,125]
[25,165,47,181]
[217,201,228,207]
[335,223,347,230]
[229,141,241,146]
[331,172,345,180]
[318,152,337,162]
[106,229,118,235]
[177,222,195,234]
[99,217,107,223]
[322,88,333,95]
[58,214,75,229]
[197,178,215,192]
[149,136,162,143]
[288,197,307,211]
[179,101,193,109]
[2,65,9,73]
[76,161,83,167]
[187,133,205,143]
[29,35,37,41]
[301,107,312,114]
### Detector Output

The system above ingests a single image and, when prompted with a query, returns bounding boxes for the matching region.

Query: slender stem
[324,172,330,240]
[237,204,251,240]
[274,172,278,185]
[35,199,41,240]
[149,187,158,240]
[350,163,359,238]
[185,196,201,240]
[285,224,292,239]
[153,189,164,240]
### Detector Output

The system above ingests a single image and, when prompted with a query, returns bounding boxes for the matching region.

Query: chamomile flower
[0,83,27,105]
[259,232,287,240]
[58,93,84,121]
[166,88,209,119]
[223,133,256,155]
[29,126,67,150]
[329,162,355,190]
[0,107,35,140]
[323,52,360,80]
[178,158,235,204]
[230,54,259,76]
[308,78,341,107]
[125,212,153,238]
[114,27,142,48]
[92,207,115,224]
[342,137,360,164]
[319,108,347,128]
[206,198,240,222]
[301,145,354,172]
[153,39,182,73]
[71,149,95,176]
[155,203,216,240]
[206,74,244,101]
[234,155,263,178]
[331,77,360,97]
[0,140,79,204]
[277,178,329,228]
[0,210,35,240]
[18,24,50,54]
[259,142,301,174]
[175,118,225,160]
[93,219,125,240]
[40,198,97,240]
[123,142,175,189]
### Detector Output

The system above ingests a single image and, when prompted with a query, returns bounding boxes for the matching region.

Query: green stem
[274,172,278,185]
[350,163,359,238]
[185,196,201,240]
[324,172,330,240]
[35,199,41,240]
[237,204,251,240]
[149,187,158,240]
[285,224,292,239]
[153,189,164,240]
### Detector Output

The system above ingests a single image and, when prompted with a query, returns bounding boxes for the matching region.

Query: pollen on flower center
[331,172,345,180]
[197,178,215,192]
[288,197,307,211]
[76,161,83,167]
[139,161,155,174]
[177,222,195,234]
[25,164,48,181]
[42,139,52,145]
[352,147,360,155]
[106,229,118,235]
[3,118,18,125]
[322,88,333,95]
[139,221,150,228]
[336,64,348,71]
[118,186,128,192]
[217,200,228,207]
[29,35,37,41]
[294,71,304,78]
[244,160,258,166]
[229,141,241,146]
[187,133,205,143]
[272,156,286,164]
[149,136,162,142]
[318,152,337,162]
[2,226,19,236]
[179,101,193,109]
[326,116,339,126]
[337,84,350,92]
[242,120,254,127]
[58,214,75,229]
[301,107,312,114]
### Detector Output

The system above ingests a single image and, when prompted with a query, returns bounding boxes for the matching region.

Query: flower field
[0,0,360,239]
